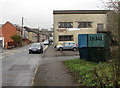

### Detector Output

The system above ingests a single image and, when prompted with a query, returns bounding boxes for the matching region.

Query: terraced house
[53,10,110,45]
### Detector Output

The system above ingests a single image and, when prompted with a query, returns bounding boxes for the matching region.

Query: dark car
[29,43,43,54]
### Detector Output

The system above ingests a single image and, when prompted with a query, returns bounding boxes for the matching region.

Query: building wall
[28,32,33,42]
[28,32,38,43]
[53,13,107,45]
[32,32,38,42]
[2,22,17,46]
[22,29,29,39]
[0,27,2,37]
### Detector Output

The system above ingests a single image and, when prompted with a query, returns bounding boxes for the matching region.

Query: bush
[11,35,22,46]
[64,59,120,87]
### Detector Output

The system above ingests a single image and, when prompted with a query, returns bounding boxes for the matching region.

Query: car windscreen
[31,44,40,47]
[44,40,48,42]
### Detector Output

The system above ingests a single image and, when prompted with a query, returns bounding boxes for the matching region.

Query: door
[63,43,71,49]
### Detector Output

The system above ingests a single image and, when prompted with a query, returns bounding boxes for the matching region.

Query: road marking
[30,45,48,86]
[43,45,48,51]
[31,64,39,86]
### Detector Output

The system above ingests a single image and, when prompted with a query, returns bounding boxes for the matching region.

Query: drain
[9,65,30,71]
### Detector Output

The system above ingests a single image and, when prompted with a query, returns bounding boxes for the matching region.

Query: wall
[2,22,17,47]
[28,32,33,42]
[53,13,107,45]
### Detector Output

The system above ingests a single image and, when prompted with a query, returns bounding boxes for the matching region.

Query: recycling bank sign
[88,34,105,47]
[78,34,108,48]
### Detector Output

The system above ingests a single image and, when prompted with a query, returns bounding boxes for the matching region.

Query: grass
[64,58,120,87]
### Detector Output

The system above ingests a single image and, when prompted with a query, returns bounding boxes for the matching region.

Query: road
[2,44,46,86]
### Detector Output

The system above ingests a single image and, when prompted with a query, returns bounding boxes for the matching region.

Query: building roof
[2,21,23,31]
[13,24,23,31]
[24,26,38,34]
[53,10,109,14]
[32,28,39,34]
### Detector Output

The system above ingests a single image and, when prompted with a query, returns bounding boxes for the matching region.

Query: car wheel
[73,47,77,51]
[29,52,32,54]
[59,47,63,51]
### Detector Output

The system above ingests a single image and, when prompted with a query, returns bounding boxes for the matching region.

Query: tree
[11,35,22,47]
[101,0,120,87]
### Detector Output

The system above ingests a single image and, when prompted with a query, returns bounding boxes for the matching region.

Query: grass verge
[64,58,120,87]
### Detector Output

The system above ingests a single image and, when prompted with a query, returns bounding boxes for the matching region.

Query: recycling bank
[78,34,110,62]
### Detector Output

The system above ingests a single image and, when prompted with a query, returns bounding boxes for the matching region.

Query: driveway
[43,45,79,58]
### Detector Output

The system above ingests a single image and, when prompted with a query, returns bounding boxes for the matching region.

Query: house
[32,28,40,42]
[21,27,30,45]
[24,27,53,42]
[0,21,22,48]
[39,28,53,42]
[22,28,29,39]
[53,10,110,45]
[0,24,4,47]
[24,26,38,43]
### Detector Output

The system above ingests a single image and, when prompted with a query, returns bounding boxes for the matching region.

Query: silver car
[56,42,78,51]
[43,40,50,45]
[29,43,43,54]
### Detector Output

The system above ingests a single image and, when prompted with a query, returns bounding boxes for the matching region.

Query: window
[97,23,104,31]
[69,42,75,45]
[78,22,92,28]
[58,22,73,28]
[64,43,69,46]
[59,35,73,41]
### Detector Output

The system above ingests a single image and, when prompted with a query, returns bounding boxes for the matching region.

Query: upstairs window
[78,22,92,28]
[58,22,73,28]
[97,23,104,31]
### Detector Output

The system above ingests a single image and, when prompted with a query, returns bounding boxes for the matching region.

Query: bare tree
[100,0,120,87]
[101,0,119,10]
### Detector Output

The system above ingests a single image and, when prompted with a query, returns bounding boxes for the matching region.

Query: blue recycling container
[78,33,110,62]
[88,34,110,48]
[78,34,88,48]
[79,47,90,61]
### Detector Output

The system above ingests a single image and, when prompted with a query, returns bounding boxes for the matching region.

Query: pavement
[33,44,79,86]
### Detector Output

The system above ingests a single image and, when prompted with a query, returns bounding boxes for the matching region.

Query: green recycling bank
[78,34,110,62]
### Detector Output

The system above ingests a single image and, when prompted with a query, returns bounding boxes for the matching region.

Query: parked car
[49,37,53,42]
[56,42,78,51]
[29,43,43,54]
[43,40,50,45]
[54,42,64,48]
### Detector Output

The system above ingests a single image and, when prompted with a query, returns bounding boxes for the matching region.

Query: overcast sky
[0,0,108,29]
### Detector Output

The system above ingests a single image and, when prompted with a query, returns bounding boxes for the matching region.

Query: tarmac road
[2,44,46,86]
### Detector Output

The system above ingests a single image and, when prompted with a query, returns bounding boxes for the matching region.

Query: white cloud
[1,0,107,28]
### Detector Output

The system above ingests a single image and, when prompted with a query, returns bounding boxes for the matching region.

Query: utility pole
[37,27,40,42]
[22,17,25,38]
